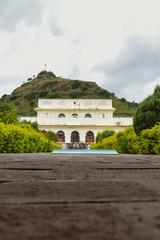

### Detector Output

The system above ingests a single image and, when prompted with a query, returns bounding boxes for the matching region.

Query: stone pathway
[0,153,160,240]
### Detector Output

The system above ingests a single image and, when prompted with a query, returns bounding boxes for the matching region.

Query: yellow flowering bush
[0,122,61,153]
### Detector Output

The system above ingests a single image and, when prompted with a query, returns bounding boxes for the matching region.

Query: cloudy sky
[0,0,160,102]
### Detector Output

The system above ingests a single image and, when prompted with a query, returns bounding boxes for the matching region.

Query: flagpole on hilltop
[44,64,47,71]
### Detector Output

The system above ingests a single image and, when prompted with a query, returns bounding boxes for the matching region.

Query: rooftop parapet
[37,99,115,110]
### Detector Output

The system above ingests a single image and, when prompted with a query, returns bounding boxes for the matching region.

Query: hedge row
[91,124,160,155]
[0,122,61,153]
[95,130,115,143]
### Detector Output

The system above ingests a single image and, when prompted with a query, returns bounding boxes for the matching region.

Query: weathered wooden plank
[0,153,160,240]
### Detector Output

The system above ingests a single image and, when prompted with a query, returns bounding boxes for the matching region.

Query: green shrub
[134,85,160,134]
[139,124,160,154]
[0,122,61,153]
[52,142,63,150]
[0,102,18,124]
[96,129,115,143]
[116,128,141,154]
[91,135,117,150]
[91,125,160,155]
[116,125,160,154]
[18,121,38,131]
[40,130,57,141]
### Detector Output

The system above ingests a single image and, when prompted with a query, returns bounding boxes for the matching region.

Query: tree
[0,102,18,124]
[133,85,160,134]
[96,129,115,143]
[40,130,57,142]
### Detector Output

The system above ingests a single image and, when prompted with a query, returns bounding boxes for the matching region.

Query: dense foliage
[133,85,160,134]
[0,71,137,116]
[139,124,160,154]
[40,130,57,142]
[91,135,117,150]
[0,101,61,153]
[0,122,61,153]
[91,125,160,155]
[96,129,115,143]
[116,128,141,154]
[0,102,18,124]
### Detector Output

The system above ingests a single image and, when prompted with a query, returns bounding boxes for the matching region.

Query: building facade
[22,99,133,144]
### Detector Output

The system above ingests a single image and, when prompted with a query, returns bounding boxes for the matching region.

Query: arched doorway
[71,131,80,143]
[57,131,65,142]
[86,131,94,144]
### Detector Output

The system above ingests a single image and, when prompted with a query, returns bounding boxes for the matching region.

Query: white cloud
[0,0,160,101]
[94,36,160,101]
[0,0,42,31]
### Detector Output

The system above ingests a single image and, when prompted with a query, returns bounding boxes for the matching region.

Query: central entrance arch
[71,131,80,143]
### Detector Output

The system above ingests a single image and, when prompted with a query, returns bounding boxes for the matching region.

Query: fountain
[63,142,88,150]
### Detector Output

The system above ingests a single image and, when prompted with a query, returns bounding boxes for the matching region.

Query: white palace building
[21,99,133,144]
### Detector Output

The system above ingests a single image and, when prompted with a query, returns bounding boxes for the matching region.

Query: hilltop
[0,71,138,116]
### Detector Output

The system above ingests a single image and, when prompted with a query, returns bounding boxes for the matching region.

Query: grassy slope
[1,71,138,116]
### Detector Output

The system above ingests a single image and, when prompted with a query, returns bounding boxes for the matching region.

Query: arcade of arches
[56,130,94,144]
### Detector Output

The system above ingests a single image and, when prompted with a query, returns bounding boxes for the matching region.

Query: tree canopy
[133,85,160,134]
[96,129,115,143]
[0,102,18,124]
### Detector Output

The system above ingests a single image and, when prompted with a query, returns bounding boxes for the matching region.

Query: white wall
[19,116,37,123]
[37,109,114,119]
[37,99,115,110]
[37,115,133,127]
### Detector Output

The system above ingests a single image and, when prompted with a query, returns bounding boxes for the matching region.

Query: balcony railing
[37,117,133,126]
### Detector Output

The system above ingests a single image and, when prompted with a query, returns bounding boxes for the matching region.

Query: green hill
[0,71,138,116]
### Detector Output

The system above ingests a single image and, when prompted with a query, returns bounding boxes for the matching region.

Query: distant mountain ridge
[0,71,138,116]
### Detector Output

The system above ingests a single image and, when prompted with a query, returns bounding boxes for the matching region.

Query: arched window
[71,131,80,142]
[85,131,94,144]
[72,113,78,118]
[85,113,92,118]
[58,113,65,118]
[57,130,65,142]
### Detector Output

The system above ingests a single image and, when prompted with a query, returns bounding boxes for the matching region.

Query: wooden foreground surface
[0,153,160,240]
